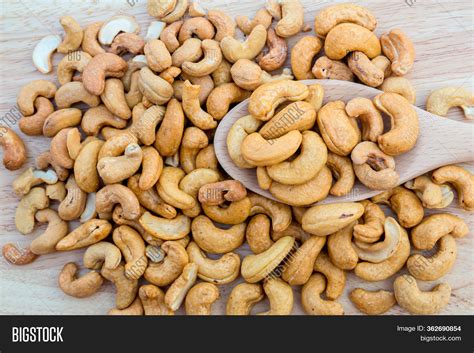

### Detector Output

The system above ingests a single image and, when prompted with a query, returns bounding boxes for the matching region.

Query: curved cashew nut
[19,97,54,136]
[74,139,104,193]
[405,175,446,208]
[144,241,188,286]
[314,252,346,300]
[43,108,82,137]
[201,197,251,225]
[281,235,326,285]
[432,165,474,211]
[58,262,103,298]
[207,9,236,42]
[81,105,127,136]
[354,219,410,281]
[187,241,240,284]
[82,22,105,56]
[160,0,189,23]
[147,0,177,18]
[58,175,87,221]
[301,273,344,315]
[275,0,304,38]
[13,168,58,196]
[17,80,57,116]
[55,219,112,251]
[248,193,292,232]
[113,225,147,280]
[160,21,183,53]
[96,184,141,220]
[374,92,419,156]
[101,263,138,309]
[324,23,381,60]
[182,80,217,130]
[327,222,359,270]
[57,51,92,85]
[380,77,416,104]
[227,115,262,168]
[98,15,140,45]
[258,28,287,72]
[54,82,101,108]
[236,8,272,35]
[32,35,61,74]
[426,86,473,120]
[82,53,127,96]
[182,39,222,77]
[97,143,143,184]
[83,241,122,270]
[394,275,450,314]
[383,186,424,228]
[246,214,273,254]
[226,283,263,315]
[348,51,384,87]
[15,187,49,234]
[185,283,220,315]
[157,166,196,209]
[139,284,173,315]
[346,97,383,142]
[108,297,144,316]
[30,209,68,255]
[101,78,132,120]
[58,16,83,53]
[195,145,218,171]
[198,180,247,206]
[349,288,395,315]
[139,212,191,240]
[220,24,267,63]
[312,56,354,81]
[257,278,294,315]
[179,168,220,218]
[2,244,37,265]
[380,29,415,76]
[144,39,172,72]
[241,236,295,283]
[353,200,385,243]
[206,83,250,120]
[178,17,215,43]
[326,152,355,196]
[36,151,69,182]
[314,3,377,37]
[290,36,323,80]
[164,263,198,311]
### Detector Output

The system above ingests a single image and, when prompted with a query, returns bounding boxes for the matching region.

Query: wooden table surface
[0,0,472,315]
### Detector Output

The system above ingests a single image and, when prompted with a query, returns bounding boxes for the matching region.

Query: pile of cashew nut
[1,1,473,316]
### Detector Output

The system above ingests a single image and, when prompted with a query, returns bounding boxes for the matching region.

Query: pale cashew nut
[56,219,112,251]
[187,241,240,284]
[220,24,267,63]
[354,219,410,281]
[411,213,468,250]
[314,3,377,37]
[290,36,322,80]
[249,192,292,232]
[312,56,354,81]
[274,0,304,38]
[206,83,250,120]
[426,86,473,120]
[317,100,360,156]
[347,51,384,87]
[139,67,174,105]
[269,166,333,206]
[191,215,246,254]
[313,252,346,300]
[185,283,220,315]
[36,151,69,181]
[351,141,399,190]
[374,92,419,156]
[144,241,189,286]
[19,97,54,136]
[345,97,383,142]
[96,184,141,220]
[207,9,236,42]
[17,80,57,116]
[30,209,68,255]
[145,21,167,41]
[113,226,147,280]
[32,35,61,74]
[58,176,87,221]
[212,59,232,86]
[301,274,344,315]
[54,82,101,108]
[160,0,189,23]
[353,200,385,243]
[140,212,191,240]
[302,202,364,236]
[188,2,206,17]
[407,235,457,281]
[58,16,83,53]
[57,51,92,85]
[226,115,262,168]
[147,0,177,18]
[230,59,293,91]
[58,262,103,298]
[226,283,263,315]
[157,166,196,209]
[432,165,474,211]
[282,236,326,285]
[236,8,272,35]
[165,262,198,311]
[405,175,446,208]
[393,275,450,314]
[326,152,355,196]
[15,187,49,234]
[139,284,173,315]
[324,23,381,60]
[74,139,104,193]
[83,241,122,270]
[304,84,324,111]
[13,168,57,196]
[241,236,295,283]
[349,288,395,315]
[82,22,105,56]
[246,214,273,254]
[380,77,416,104]
[327,222,358,270]
[101,263,138,309]
[380,29,415,76]
[257,278,293,315]
[98,16,140,45]
[182,39,222,77]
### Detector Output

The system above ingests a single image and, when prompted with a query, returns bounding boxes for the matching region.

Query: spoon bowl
[214,79,474,205]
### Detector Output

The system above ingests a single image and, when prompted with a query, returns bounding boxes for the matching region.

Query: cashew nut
[185,282,220,315]
[353,200,385,243]
[32,35,61,74]
[312,56,354,81]
[19,97,54,136]
[380,77,416,104]
[226,283,263,315]
[56,219,112,251]
[182,80,217,130]
[432,165,474,211]
[257,278,293,315]
[15,187,49,234]
[55,82,101,108]
[301,274,344,315]
[246,214,273,254]
[380,29,415,76]
[58,175,87,221]
[96,184,141,220]
[220,24,267,63]
[74,139,104,193]
[165,262,198,311]
[327,222,359,270]
[82,22,105,56]
[140,212,191,240]
[98,16,140,45]
[349,288,395,315]
[58,262,103,298]
[58,16,83,53]
[13,168,58,196]
[313,252,346,300]
[17,80,57,116]
[347,51,384,87]
[30,209,68,255]
[83,241,122,270]
[227,115,262,168]
[57,51,92,85]
[101,263,138,309]
[207,9,236,42]
[274,0,304,38]
[236,8,272,35]
[139,284,173,315]
[290,36,322,80]
[326,152,355,196]
[248,193,292,232]
[144,241,188,286]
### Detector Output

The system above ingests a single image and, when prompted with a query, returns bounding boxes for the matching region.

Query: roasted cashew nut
[101,263,138,309]
[312,56,354,81]
[30,209,68,255]
[327,222,359,270]
[207,9,236,42]
[185,283,220,315]
[15,187,49,234]
[353,200,385,243]
[248,193,292,232]
[58,262,103,298]
[83,241,122,271]
[257,278,294,315]
[432,165,474,211]
[380,29,415,76]
[206,83,250,120]
[220,25,267,63]
[301,274,344,315]
[227,115,262,168]
[56,219,112,251]
[139,284,173,316]
[314,252,346,300]
[326,152,355,196]
[226,283,263,315]
[13,167,57,196]
[164,263,198,311]
[96,184,141,220]
[345,97,383,142]
[349,288,395,315]
[113,226,147,280]
[144,241,189,287]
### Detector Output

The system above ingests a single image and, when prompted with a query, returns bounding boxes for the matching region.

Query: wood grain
[0,0,473,315]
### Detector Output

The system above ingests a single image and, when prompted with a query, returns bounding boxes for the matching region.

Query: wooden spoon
[214,79,474,204]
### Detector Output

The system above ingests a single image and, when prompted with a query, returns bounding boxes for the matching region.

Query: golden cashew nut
[353,200,385,243]
[83,241,122,270]
[202,198,251,225]
[393,275,450,315]
[54,82,101,109]
[312,56,354,81]
[139,284,173,316]
[58,176,87,221]
[347,51,384,87]
[82,53,127,95]
[57,50,91,85]
[30,209,68,255]
[144,241,189,287]
[301,274,344,315]
[171,38,202,67]
[165,262,198,311]
[96,184,141,220]
[211,59,232,86]
[326,152,355,196]
[147,0,177,18]
[349,288,395,315]
[246,214,274,254]
[220,24,267,63]
[81,105,127,136]
[236,8,272,35]
[157,166,196,209]
[182,80,217,130]
[182,39,222,77]
[405,175,447,208]
[109,33,145,55]
[380,77,416,104]
[57,16,83,53]
[374,92,419,156]
[380,29,415,76]
[281,236,326,286]
[314,3,377,37]
[82,22,105,56]
[226,115,262,168]
[185,283,220,315]
[198,180,247,206]
[324,23,381,60]
[17,80,57,116]
[327,222,359,270]
[56,219,112,251]
[19,97,54,136]
[257,278,294,315]
[195,145,219,171]
[97,143,143,184]
[187,241,240,284]
[226,283,263,315]
[426,86,473,120]
[101,263,138,309]
[138,67,174,105]
[160,20,183,53]
[139,146,163,190]
[345,97,383,142]
[58,262,103,298]
[206,83,250,120]
[178,17,215,43]
[74,139,104,193]
[241,236,295,283]
[248,192,292,232]
[0,127,27,170]
[155,99,185,157]
[313,252,346,300]
[432,165,474,211]
[15,187,49,234]
[274,0,304,38]
[258,28,287,72]
[139,212,191,240]
[191,215,246,254]
[113,226,147,280]
[144,39,172,73]
[207,9,236,42]
[13,168,58,197]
